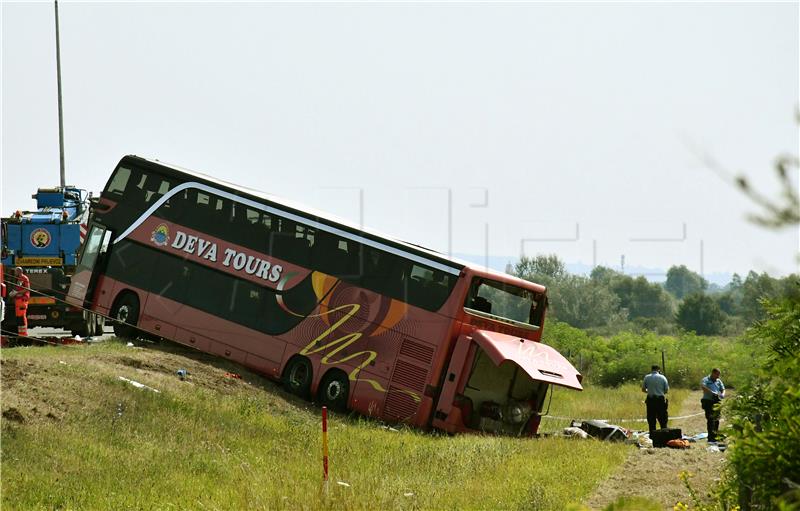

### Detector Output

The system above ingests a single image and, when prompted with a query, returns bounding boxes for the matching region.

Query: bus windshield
[464,278,545,328]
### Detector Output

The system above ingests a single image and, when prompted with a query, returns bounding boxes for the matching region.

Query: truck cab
[1,187,103,336]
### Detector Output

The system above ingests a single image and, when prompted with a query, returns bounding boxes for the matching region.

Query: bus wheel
[318,370,350,412]
[112,294,139,339]
[93,314,106,337]
[283,357,312,399]
[70,310,92,337]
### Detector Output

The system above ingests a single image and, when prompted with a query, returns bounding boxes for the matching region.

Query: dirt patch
[2,407,25,423]
[1,358,24,388]
[2,341,301,432]
[107,347,271,396]
[113,355,173,375]
[584,391,726,510]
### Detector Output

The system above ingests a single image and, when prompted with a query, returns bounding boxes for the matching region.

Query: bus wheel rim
[290,364,307,388]
[326,380,342,400]
[117,305,130,323]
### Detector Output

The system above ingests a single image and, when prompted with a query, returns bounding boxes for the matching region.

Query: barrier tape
[540,411,705,423]
[2,278,181,341]
[2,277,123,326]
[0,328,84,348]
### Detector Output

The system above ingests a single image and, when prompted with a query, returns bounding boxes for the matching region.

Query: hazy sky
[2,1,798,281]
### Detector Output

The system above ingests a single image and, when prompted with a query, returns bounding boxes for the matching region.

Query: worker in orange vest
[0,264,6,346]
[8,267,30,337]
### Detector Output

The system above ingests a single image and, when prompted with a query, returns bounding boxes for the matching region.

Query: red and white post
[322,406,329,494]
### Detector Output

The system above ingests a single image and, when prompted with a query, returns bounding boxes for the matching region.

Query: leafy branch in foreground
[735,153,799,229]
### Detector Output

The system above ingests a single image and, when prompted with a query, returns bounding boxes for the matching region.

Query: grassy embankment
[0,340,647,510]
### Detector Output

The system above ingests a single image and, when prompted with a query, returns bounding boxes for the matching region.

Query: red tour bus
[68,156,582,436]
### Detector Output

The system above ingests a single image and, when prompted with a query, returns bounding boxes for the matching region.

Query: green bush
[541,321,761,389]
[721,299,800,510]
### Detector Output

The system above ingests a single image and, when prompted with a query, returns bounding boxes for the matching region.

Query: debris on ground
[666,439,691,449]
[118,376,160,393]
[571,419,630,442]
[562,426,591,439]
[652,428,683,448]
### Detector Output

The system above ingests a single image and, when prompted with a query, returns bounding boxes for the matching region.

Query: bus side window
[158,180,171,195]
[268,218,310,265]
[106,167,132,197]
[124,172,150,206]
[261,213,273,230]
[142,175,163,203]
[151,257,192,303]
[246,208,260,225]
[228,202,253,246]
[143,178,171,207]
[230,280,261,323]
[193,262,230,312]
[192,192,217,234]
[291,224,311,266]
[161,189,188,223]
[312,231,351,276]
[360,247,407,299]
[104,241,157,291]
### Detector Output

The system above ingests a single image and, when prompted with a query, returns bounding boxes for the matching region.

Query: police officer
[8,267,30,337]
[701,368,725,442]
[642,364,669,434]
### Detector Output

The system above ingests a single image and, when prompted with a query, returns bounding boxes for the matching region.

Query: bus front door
[66,224,111,307]
[432,334,474,433]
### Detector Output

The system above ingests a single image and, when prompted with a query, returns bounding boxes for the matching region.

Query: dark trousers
[646,395,668,433]
[701,398,721,441]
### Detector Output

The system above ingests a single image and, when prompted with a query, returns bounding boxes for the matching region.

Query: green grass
[2,341,630,510]
[540,383,691,433]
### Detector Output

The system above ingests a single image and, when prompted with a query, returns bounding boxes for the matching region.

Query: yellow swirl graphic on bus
[277,271,421,404]
[298,303,421,403]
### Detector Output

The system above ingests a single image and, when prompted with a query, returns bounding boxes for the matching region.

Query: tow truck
[1,187,104,336]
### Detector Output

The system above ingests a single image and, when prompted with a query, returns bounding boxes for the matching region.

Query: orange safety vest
[13,274,30,336]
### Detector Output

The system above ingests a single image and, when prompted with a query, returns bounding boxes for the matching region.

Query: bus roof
[124,155,545,293]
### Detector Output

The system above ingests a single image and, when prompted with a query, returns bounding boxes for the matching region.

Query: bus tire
[93,314,106,337]
[70,310,92,337]
[283,357,312,400]
[318,370,350,412]
[112,293,140,339]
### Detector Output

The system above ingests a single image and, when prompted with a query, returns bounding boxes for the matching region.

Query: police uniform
[642,369,669,433]
[701,374,725,442]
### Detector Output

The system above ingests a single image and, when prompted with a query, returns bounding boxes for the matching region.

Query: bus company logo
[150,224,170,247]
[30,228,51,249]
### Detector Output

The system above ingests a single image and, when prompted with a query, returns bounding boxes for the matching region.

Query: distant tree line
[512,255,799,335]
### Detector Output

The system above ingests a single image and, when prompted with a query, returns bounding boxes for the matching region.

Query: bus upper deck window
[106,167,132,196]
